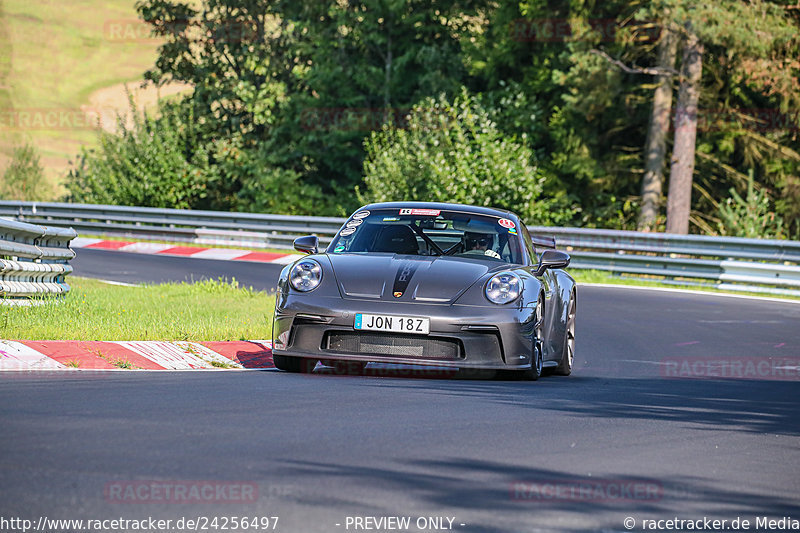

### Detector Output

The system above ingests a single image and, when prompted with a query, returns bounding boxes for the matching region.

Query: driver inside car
[464,232,501,259]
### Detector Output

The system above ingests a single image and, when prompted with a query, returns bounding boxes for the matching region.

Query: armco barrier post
[0,216,77,301]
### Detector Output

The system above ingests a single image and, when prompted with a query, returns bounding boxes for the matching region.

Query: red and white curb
[71,238,302,264]
[0,340,274,371]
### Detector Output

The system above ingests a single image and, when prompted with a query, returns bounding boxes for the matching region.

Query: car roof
[359,201,520,221]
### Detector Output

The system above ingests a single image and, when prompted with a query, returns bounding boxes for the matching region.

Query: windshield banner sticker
[400,208,440,216]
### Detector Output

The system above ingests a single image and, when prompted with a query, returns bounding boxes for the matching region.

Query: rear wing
[532,235,556,250]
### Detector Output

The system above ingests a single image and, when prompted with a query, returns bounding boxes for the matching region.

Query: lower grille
[324,331,463,360]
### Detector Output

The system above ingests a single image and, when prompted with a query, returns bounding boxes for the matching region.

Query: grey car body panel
[327,254,506,303]
[272,202,576,371]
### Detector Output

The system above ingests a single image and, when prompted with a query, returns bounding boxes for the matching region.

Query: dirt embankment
[81,80,192,134]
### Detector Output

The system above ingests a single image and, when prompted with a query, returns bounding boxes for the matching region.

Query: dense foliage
[63,0,800,237]
[1,144,50,201]
[362,90,574,225]
[66,99,321,213]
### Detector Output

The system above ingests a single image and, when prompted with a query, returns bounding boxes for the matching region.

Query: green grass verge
[3,269,794,343]
[1,276,275,341]
[571,269,800,301]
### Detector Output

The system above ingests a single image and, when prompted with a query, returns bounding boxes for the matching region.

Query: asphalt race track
[1,249,799,532]
[68,248,287,288]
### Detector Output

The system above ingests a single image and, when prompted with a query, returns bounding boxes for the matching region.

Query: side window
[520,224,536,264]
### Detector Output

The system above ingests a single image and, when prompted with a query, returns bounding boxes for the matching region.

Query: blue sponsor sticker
[354,313,363,329]
[334,245,345,253]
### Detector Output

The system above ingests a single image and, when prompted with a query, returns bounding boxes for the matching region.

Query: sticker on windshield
[334,245,345,253]
[352,210,370,219]
[498,218,516,229]
[400,208,440,216]
[340,228,356,236]
[345,219,363,228]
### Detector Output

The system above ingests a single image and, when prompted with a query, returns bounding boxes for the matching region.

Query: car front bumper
[272,294,537,369]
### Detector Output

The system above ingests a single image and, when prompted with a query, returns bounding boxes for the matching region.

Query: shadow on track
[270,456,800,531]
[306,363,800,437]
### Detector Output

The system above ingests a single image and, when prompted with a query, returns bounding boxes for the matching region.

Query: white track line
[582,282,800,305]
[118,242,174,254]
[270,254,303,265]
[186,248,252,260]
[94,279,142,287]
[71,237,104,247]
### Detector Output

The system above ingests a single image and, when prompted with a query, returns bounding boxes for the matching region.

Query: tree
[665,22,703,234]
[543,0,799,233]
[463,0,663,228]
[663,0,797,234]
[135,0,484,212]
[638,25,678,231]
[1,144,50,201]
[66,100,215,209]
[716,169,785,238]
[361,89,570,225]
[66,0,800,233]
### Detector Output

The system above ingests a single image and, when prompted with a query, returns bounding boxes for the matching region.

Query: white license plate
[354,313,430,335]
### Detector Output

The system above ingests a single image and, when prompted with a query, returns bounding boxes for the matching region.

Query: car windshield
[327,208,525,264]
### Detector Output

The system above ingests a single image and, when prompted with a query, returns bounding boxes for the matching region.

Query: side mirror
[535,249,570,276]
[293,235,319,255]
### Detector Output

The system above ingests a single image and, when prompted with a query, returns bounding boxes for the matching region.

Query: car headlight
[485,272,521,304]
[289,260,323,292]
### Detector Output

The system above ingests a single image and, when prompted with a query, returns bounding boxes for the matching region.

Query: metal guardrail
[529,227,800,296]
[0,216,76,300]
[2,201,799,297]
[0,201,344,249]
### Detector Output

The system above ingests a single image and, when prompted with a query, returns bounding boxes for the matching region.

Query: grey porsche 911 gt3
[271,202,577,380]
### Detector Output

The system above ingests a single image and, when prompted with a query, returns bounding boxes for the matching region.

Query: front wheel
[521,297,544,381]
[272,354,317,373]
[554,293,576,376]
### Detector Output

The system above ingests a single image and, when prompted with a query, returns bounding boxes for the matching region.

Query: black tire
[554,292,576,376]
[522,296,545,381]
[272,354,317,373]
